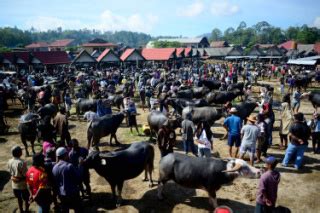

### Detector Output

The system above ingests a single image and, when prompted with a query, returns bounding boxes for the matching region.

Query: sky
[0,0,319,37]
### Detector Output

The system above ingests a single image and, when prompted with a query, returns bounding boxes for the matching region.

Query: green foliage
[0,45,11,53]
[212,21,320,47]
[153,41,182,48]
[0,27,152,48]
[210,28,222,41]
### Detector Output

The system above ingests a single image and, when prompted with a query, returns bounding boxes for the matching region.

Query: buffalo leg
[157,181,166,200]
[30,139,36,155]
[208,191,218,209]
[21,138,29,157]
[116,182,123,207]
[112,133,121,145]
[110,184,117,204]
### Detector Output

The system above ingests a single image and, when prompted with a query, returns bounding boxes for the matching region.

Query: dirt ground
[0,79,320,213]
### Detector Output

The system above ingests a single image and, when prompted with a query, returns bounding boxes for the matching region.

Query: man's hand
[298,139,304,145]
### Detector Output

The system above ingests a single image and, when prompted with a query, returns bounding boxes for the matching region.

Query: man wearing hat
[52,147,82,212]
[240,115,261,166]
[223,107,242,158]
[255,156,280,213]
[282,112,311,169]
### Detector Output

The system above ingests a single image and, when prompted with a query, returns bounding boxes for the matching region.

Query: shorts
[240,143,256,160]
[256,136,265,151]
[292,101,300,109]
[228,134,241,147]
[13,189,29,201]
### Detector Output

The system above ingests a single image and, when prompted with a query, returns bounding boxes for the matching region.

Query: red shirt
[26,166,49,195]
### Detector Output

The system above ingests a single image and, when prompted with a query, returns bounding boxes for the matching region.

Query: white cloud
[24,11,159,33]
[96,10,158,33]
[312,17,320,28]
[25,16,85,31]
[176,0,204,17]
[210,0,240,16]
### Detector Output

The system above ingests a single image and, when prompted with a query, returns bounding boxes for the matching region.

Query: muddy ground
[0,80,319,213]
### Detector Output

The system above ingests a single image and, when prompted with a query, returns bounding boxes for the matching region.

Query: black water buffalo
[107,94,124,110]
[206,89,243,105]
[75,98,98,117]
[157,153,261,208]
[83,142,154,206]
[18,113,41,156]
[87,113,125,149]
[201,80,221,90]
[192,86,210,99]
[234,101,258,121]
[227,82,244,92]
[37,103,57,118]
[147,111,181,141]
[176,89,193,99]
[303,91,320,111]
[168,98,208,115]
[182,106,226,125]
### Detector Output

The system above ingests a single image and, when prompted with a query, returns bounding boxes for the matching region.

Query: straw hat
[247,115,257,123]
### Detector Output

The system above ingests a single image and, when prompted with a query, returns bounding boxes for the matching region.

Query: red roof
[2,52,15,63]
[14,52,30,64]
[32,51,70,65]
[141,48,176,61]
[314,42,320,54]
[184,48,192,56]
[49,39,74,47]
[210,41,228,48]
[120,49,135,61]
[82,42,117,47]
[176,48,185,57]
[97,49,119,62]
[25,42,49,49]
[278,40,296,50]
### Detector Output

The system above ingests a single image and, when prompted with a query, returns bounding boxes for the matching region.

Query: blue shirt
[69,148,88,167]
[52,160,80,196]
[223,115,242,136]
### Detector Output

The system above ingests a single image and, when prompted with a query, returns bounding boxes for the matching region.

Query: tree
[210,28,222,41]
[153,41,182,48]
[237,21,247,31]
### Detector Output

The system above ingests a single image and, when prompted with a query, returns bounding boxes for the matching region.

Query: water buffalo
[206,89,243,105]
[182,106,226,125]
[37,103,57,118]
[192,86,210,99]
[147,111,181,141]
[201,80,221,90]
[75,98,98,118]
[157,153,261,208]
[83,142,154,206]
[167,98,208,115]
[18,113,41,156]
[176,89,193,99]
[107,94,124,110]
[87,113,125,149]
[233,101,258,121]
[227,82,244,92]
[302,91,320,111]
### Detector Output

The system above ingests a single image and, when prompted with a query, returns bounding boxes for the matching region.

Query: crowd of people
[1,61,320,213]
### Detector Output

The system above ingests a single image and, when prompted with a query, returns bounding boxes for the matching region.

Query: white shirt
[83,111,98,122]
[197,130,212,149]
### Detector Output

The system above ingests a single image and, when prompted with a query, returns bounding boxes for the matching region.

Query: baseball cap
[56,147,67,157]
[263,156,277,165]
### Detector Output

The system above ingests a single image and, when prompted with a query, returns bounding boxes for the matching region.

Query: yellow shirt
[7,157,28,190]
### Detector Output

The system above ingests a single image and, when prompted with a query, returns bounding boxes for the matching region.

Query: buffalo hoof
[143,178,149,182]
[149,182,153,188]
[115,142,121,146]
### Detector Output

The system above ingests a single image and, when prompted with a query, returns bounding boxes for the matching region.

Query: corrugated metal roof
[204,47,233,57]
[72,50,96,64]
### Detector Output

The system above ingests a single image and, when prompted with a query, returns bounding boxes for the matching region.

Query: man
[26,153,52,213]
[52,147,82,213]
[68,139,91,198]
[181,113,197,156]
[157,120,176,158]
[53,106,71,145]
[240,115,261,166]
[7,145,29,213]
[292,87,301,114]
[255,156,280,213]
[282,113,311,169]
[223,107,242,157]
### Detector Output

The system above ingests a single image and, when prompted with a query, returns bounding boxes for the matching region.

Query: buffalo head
[223,159,261,179]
